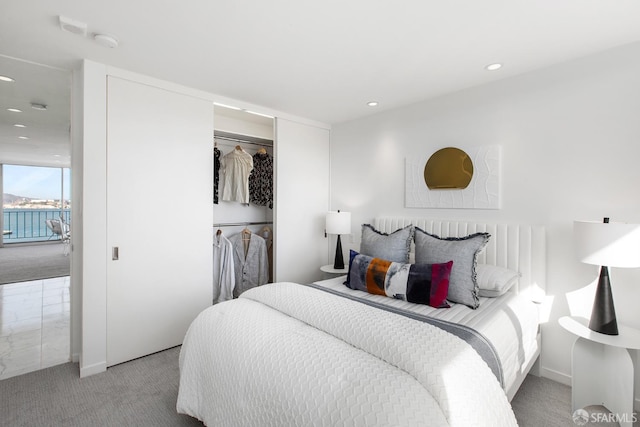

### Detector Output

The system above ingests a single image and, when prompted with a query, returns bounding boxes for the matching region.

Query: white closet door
[274,118,330,283]
[106,77,213,366]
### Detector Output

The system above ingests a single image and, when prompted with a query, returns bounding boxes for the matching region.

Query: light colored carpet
[510,374,629,427]
[1,345,634,427]
[0,243,70,285]
[0,347,202,427]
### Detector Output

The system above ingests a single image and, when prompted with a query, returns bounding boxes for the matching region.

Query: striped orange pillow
[345,250,452,308]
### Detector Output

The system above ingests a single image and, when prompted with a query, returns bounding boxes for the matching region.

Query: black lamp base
[588,266,619,335]
[333,235,345,270]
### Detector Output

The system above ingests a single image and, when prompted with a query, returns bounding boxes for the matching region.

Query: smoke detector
[59,15,87,36]
[94,33,119,49]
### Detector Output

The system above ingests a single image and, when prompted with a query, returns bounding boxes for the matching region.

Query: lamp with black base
[325,211,351,270]
[574,217,640,336]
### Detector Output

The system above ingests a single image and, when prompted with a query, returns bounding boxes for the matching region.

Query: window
[2,164,71,243]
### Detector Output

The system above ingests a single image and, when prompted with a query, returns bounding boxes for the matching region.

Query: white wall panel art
[405,145,501,209]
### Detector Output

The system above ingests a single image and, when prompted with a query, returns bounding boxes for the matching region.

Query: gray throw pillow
[414,227,490,309]
[360,224,413,263]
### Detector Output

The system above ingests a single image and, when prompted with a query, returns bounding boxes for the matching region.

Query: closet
[213,106,275,301]
[81,62,330,374]
[212,107,332,297]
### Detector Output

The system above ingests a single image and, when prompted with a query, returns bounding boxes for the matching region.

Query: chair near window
[45,217,71,256]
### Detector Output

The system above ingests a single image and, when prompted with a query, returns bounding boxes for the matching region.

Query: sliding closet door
[106,77,213,366]
[274,118,330,283]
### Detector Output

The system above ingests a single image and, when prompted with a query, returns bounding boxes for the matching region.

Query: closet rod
[213,221,273,227]
[214,136,272,148]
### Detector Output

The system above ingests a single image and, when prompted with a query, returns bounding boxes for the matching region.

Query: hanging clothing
[249,151,273,209]
[221,147,253,204]
[260,226,274,283]
[213,147,221,204]
[229,232,269,297]
[213,231,235,304]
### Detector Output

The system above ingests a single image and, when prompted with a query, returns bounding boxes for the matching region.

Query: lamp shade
[326,211,351,235]
[574,220,640,268]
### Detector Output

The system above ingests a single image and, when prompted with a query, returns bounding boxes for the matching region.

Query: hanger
[216,229,222,236]
[257,148,267,155]
[242,227,251,240]
[260,226,272,245]
[235,145,243,151]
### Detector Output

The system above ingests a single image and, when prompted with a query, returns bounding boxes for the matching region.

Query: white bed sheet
[313,275,540,398]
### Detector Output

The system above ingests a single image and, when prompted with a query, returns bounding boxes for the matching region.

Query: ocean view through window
[2,165,71,244]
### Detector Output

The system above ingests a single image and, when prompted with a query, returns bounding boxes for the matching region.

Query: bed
[177,217,546,426]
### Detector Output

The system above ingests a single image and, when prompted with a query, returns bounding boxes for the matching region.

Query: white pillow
[476,264,520,297]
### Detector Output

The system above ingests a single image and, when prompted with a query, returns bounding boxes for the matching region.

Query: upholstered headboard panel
[374,217,546,300]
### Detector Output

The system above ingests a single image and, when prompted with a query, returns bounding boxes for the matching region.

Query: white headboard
[374,217,546,300]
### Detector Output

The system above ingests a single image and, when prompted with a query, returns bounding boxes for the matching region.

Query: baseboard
[540,366,571,386]
[71,352,80,363]
[79,360,107,378]
[542,366,640,411]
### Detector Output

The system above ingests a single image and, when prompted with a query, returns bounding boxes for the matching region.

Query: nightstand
[320,264,348,275]
[559,316,640,427]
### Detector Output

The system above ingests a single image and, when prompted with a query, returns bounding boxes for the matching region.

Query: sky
[3,165,71,200]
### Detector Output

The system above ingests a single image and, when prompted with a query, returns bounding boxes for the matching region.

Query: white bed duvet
[313,275,540,400]
[177,282,518,426]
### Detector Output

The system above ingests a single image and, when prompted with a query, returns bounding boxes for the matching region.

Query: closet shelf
[214,130,273,148]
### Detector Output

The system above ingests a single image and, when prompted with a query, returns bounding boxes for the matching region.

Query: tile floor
[0,276,70,380]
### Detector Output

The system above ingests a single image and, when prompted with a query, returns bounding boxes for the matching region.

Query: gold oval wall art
[424,147,474,190]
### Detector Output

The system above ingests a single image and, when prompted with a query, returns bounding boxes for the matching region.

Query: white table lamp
[574,217,640,335]
[326,210,351,269]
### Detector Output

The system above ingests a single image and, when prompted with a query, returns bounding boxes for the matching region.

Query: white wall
[331,42,640,390]
[78,60,108,377]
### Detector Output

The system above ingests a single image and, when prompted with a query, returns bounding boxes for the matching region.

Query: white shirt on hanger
[213,231,235,304]
[221,147,254,204]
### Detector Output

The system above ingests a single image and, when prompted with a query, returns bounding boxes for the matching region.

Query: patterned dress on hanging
[214,147,221,204]
[249,152,273,209]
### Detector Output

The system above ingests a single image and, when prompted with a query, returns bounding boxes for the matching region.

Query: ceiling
[2,1,640,166]
[0,56,70,168]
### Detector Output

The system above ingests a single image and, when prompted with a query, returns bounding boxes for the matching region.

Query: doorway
[0,55,72,379]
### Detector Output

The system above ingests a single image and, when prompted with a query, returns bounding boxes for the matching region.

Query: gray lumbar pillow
[414,227,490,309]
[360,224,413,263]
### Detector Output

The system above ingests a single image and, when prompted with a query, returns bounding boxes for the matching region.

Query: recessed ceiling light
[31,103,47,110]
[7,108,22,113]
[14,124,26,128]
[0,75,15,82]
[18,136,29,140]
[367,101,379,107]
[485,63,502,71]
